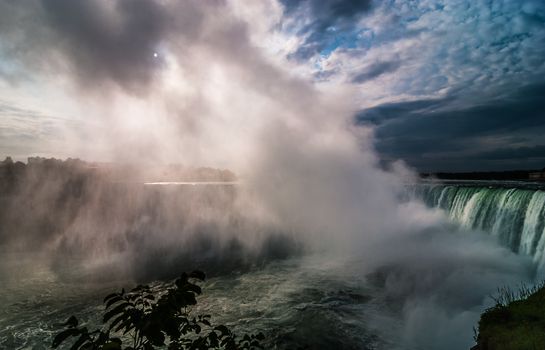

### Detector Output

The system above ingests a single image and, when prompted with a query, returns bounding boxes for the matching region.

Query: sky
[0,0,544,172]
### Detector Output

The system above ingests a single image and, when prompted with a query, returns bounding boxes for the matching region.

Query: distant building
[529,171,545,180]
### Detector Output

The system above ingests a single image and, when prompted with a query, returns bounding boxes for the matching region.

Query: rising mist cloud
[0,4,540,350]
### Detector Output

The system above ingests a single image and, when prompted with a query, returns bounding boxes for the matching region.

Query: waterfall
[412,183,545,263]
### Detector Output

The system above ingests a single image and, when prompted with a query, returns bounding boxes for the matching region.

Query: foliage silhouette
[52,271,264,350]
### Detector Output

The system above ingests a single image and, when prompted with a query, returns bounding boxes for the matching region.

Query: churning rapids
[1,181,544,350]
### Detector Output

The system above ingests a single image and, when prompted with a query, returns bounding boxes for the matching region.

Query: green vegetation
[472,282,545,350]
[51,271,264,350]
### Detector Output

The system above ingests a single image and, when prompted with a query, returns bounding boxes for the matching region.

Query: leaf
[133,284,146,292]
[221,336,235,348]
[182,291,197,306]
[208,331,219,348]
[105,296,124,309]
[62,316,79,328]
[189,270,206,281]
[103,293,119,304]
[102,341,122,350]
[186,283,202,295]
[163,321,181,340]
[108,314,129,332]
[103,302,129,323]
[175,279,186,289]
[144,325,165,346]
[52,328,81,348]
[114,318,134,333]
[69,333,89,350]
[214,325,230,336]
[96,331,110,344]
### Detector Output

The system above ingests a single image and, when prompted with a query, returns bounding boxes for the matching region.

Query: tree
[52,271,264,350]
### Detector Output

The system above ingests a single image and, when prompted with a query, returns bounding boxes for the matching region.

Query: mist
[0,1,539,349]
[0,0,419,265]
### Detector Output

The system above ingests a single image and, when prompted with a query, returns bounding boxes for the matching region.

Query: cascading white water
[413,183,545,266]
[519,192,545,256]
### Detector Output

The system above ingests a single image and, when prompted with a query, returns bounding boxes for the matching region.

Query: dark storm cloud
[280,0,373,60]
[476,145,545,161]
[357,83,545,172]
[39,0,170,92]
[351,60,400,83]
[356,97,455,125]
[0,0,217,94]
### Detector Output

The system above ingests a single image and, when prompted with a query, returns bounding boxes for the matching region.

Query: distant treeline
[0,156,237,195]
[421,169,545,181]
[0,156,297,280]
[0,156,258,280]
